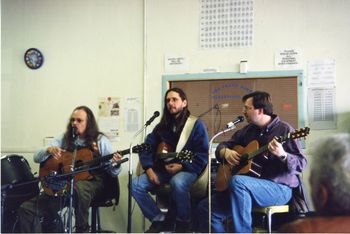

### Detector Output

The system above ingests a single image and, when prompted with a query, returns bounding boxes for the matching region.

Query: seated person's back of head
[280,133,350,232]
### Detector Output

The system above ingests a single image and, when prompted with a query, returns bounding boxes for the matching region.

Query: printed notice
[308,59,336,87]
[275,48,302,70]
[164,55,189,73]
[308,88,337,129]
[124,96,141,132]
[200,0,254,49]
[98,97,120,141]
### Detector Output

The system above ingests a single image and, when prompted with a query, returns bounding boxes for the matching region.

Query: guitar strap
[175,115,198,153]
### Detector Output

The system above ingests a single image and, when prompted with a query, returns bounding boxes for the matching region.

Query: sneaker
[145,221,165,233]
[175,220,190,233]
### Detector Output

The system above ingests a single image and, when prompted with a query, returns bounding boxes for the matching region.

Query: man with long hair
[131,88,209,232]
[18,106,122,232]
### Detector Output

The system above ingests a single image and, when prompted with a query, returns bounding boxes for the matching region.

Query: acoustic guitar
[215,127,310,192]
[40,143,150,196]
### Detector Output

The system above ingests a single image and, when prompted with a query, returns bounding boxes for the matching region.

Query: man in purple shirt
[196,91,307,232]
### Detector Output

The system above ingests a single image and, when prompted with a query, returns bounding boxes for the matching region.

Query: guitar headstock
[176,150,193,163]
[292,127,310,139]
[278,127,310,142]
[133,143,151,153]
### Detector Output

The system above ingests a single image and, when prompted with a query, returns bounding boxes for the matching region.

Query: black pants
[17,194,65,233]
[17,176,104,233]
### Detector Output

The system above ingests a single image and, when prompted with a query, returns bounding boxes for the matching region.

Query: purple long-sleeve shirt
[215,115,307,188]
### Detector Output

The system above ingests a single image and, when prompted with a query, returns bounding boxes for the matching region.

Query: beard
[168,107,183,118]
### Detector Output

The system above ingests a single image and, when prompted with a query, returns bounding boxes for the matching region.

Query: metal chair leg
[267,208,272,233]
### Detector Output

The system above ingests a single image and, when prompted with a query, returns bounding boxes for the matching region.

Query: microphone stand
[127,123,149,233]
[67,135,78,234]
[207,125,238,233]
[198,104,219,118]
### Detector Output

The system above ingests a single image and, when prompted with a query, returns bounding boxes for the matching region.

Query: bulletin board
[162,71,305,142]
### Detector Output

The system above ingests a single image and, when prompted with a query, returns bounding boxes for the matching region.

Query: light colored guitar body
[214,127,311,192]
[215,140,262,192]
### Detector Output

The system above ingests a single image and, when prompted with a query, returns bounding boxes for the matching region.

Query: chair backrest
[92,174,120,206]
[289,174,311,216]
[190,165,209,199]
[136,161,144,176]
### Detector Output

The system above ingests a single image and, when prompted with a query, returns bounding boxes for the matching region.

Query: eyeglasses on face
[243,105,254,111]
[70,118,84,123]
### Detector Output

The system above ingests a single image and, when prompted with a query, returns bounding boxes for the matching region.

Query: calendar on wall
[200,0,254,49]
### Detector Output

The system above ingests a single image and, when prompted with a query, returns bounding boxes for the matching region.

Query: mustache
[168,107,182,116]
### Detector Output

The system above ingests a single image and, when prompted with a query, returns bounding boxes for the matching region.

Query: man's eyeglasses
[70,118,84,123]
[243,106,254,111]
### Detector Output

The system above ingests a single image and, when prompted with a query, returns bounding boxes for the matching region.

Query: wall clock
[24,48,44,69]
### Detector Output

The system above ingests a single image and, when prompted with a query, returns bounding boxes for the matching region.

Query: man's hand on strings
[47,146,66,159]
[268,137,287,160]
[111,152,122,166]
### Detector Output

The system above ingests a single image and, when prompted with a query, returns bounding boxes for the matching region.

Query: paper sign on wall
[275,48,302,70]
[164,55,189,73]
[98,97,120,141]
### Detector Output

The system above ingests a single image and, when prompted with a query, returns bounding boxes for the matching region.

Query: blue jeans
[196,175,292,233]
[131,170,197,222]
[195,191,230,233]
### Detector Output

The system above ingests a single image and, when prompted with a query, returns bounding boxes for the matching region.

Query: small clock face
[24,48,44,69]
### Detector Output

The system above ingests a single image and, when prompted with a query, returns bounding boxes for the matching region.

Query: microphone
[214,103,229,109]
[226,116,244,129]
[72,126,78,139]
[145,111,160,126]
[199,103,229,118]
[219,103,229,109]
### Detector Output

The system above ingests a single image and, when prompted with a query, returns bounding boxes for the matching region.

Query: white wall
[1,0,145,232]
[2,0,350,232]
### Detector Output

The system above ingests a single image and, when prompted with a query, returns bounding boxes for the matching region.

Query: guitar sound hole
[241,154,249,163]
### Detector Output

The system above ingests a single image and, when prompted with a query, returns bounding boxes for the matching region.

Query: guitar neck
[118,148,132,156]
[82,144,148,167]
[158,152,178,160]
[246,145,268,161]
[84,148,130,166]
[245,129,305,161]
[79,153,113,167]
